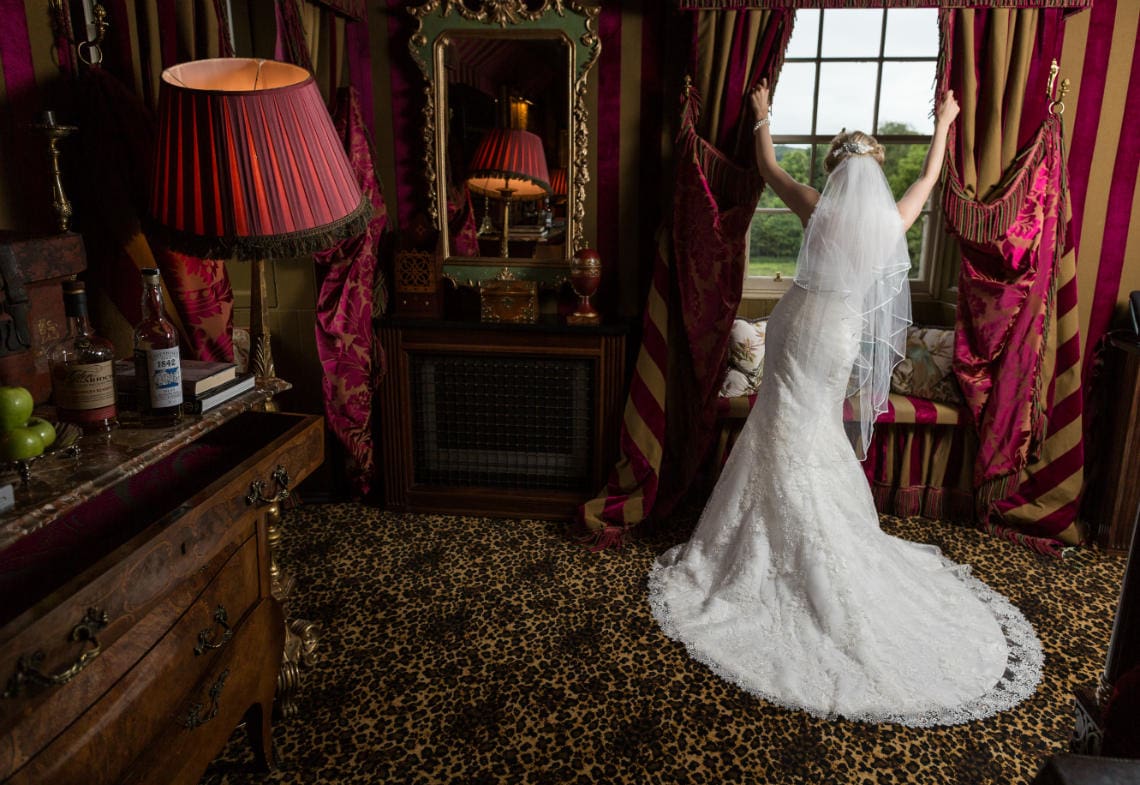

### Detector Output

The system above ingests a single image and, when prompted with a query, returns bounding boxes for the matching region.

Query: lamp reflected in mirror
[466,128,551,276]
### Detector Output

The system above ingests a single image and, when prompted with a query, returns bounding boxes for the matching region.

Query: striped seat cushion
[716,393,968,426]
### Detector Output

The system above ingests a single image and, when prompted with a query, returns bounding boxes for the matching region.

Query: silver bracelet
[752,116,771,134]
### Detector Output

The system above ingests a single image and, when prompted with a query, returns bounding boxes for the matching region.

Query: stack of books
[115,360,256,415]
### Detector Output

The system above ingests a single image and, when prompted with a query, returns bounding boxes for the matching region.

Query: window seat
[713,321,977,522]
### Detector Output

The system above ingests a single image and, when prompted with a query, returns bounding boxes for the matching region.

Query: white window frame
[744,8,947,303]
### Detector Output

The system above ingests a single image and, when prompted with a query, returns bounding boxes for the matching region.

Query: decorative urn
[567,247,602,325]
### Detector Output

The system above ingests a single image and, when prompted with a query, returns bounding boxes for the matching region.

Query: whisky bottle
[49,280,118,432]
[133,268,182,425]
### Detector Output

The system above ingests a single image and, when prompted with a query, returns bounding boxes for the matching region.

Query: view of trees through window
[748,8,939,282]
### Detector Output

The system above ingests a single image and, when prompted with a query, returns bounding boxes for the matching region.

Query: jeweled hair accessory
[841,141,872,155]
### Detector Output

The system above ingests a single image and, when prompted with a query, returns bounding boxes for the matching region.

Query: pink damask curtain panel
[313,87,389,497]
[939,8,1085,551]
[276,1,388,497]
[577,10,794,550]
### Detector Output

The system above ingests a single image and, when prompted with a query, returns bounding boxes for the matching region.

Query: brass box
[479,279,537,324]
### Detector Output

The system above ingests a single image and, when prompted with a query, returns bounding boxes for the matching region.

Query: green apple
[0,386,34,431]
[24,416,56,449]
[0,427,44,461]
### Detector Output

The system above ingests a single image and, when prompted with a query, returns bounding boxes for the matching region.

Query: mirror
[409,0,600,272]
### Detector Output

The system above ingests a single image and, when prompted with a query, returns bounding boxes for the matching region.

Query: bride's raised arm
[750,78,819,227]
[896,90,960,231]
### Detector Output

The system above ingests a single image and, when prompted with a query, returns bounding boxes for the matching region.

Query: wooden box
[479,279,537,324]
[392,250,441,319]
[0,232,86,403]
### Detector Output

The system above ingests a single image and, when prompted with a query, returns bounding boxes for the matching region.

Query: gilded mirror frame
[408,0,600,271]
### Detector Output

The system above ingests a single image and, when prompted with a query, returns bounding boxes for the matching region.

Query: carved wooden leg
[249,597,285,770]
[244,700,276,772]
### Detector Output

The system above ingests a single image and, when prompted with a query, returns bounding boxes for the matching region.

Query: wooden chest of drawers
[0,408,324,785]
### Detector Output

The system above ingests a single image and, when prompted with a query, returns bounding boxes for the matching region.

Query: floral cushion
[720,319,767,397]
[890,326,964,405]
[720,368,754,398]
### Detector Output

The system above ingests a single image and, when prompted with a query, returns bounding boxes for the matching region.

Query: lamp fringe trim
[146,197,371,261]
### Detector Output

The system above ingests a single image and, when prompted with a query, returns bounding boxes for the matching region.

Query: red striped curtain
[939,8,1085,551]
[577,9,794,549]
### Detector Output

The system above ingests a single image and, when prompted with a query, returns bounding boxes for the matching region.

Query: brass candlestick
[32,111,78,233]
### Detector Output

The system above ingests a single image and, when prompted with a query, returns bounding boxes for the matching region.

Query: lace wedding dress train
[647,283,1043,727]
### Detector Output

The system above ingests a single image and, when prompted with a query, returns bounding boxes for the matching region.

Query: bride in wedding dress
[647,82,1042,726]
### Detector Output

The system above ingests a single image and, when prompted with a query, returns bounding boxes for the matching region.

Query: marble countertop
[0,379,289,552]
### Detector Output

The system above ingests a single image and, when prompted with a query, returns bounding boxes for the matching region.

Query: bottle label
[143,347,183,408]
[53,361,116,411]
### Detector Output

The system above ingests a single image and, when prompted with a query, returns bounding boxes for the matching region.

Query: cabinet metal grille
[410,353,593,490]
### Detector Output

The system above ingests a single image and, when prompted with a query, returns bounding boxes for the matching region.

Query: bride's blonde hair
[823,129,885,174]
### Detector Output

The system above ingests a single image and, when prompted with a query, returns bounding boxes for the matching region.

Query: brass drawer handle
[194,605,233,655]
[3,608,110,698]
[182,668,230,729]
[245,465,290,506]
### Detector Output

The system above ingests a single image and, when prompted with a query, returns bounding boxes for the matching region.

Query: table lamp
[466,128,550,272]
[148,58,369,379]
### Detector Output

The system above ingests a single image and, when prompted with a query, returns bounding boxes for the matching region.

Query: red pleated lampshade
[466,128,551,201]
[148,58,368,259]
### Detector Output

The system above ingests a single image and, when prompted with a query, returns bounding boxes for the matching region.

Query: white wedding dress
[647,157,1042,727]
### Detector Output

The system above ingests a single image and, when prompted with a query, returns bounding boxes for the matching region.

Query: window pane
[767,144,811,205]
[816,62,877,135]
[878,61,936,135]
[810,142,830,191]
[786,9,820,59]
[879,141,929,201]
[884,9,939,57]
[906,213,927,279]
[749,212,802,278]
[821,9,884,58]
[772,63,816,135]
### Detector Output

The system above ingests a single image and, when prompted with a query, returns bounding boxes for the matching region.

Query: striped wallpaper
[1059,0,1140,373]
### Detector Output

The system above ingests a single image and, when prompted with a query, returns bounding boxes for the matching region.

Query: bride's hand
[750,78,771,121]
[936,89,960,127]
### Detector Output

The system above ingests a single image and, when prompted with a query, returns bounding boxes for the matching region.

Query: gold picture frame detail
[408,0,600,269]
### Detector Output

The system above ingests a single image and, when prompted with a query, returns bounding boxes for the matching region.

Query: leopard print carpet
[201,503,1126,785]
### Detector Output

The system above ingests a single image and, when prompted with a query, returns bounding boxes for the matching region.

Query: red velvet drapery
[940,8,1085,549]
[577,10,794,549]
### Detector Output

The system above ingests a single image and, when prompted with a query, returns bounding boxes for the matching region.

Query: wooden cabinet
[0,405,324,785]
[376,318,626,519]
[1092,334,1140,552]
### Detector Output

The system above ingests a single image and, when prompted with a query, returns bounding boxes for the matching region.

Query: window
[746,8,944,298]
